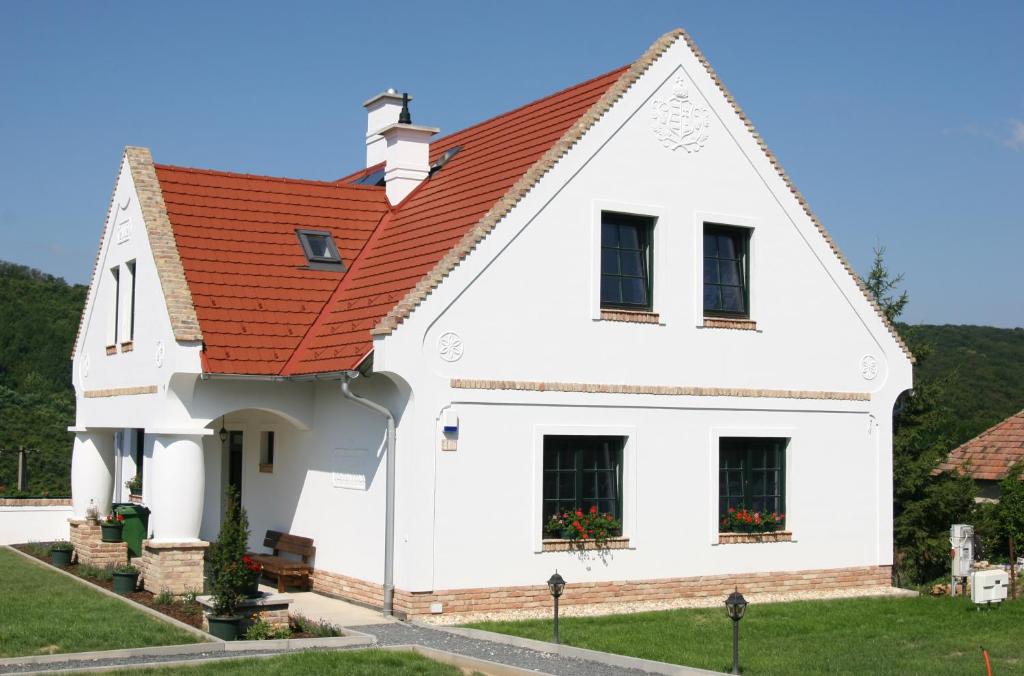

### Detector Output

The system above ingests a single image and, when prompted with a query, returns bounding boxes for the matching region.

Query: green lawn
[0,547,202,657]
[467,595,1024,675]
[107,650,467,675]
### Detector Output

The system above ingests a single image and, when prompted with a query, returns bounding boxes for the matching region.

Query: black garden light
[218,416,228,444]
[725,588,748,674]
[547,571,566,644]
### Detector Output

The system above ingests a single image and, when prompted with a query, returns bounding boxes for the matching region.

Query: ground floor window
[543,435,624,528]
[719,437,787,530]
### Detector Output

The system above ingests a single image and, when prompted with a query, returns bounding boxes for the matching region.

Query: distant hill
[0,261,86,495]
[903,323,1024,446]
[0,257,1020,495]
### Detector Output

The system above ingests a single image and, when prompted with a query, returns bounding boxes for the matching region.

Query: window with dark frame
[703,224,750,317]
[719,437,786,525]
[296,229,346,270]
[543,436,624,529]
[260,431,275,467]
[600,212,654,310]
[126,260,136,342]
[109,266,120,346]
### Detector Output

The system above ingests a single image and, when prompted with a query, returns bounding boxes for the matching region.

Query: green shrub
[112,563,137,575]
[209,485,249,617]
[289,613,342,637]
[153,589,176,606]
[78,564,112,581]
[49,540,72,552]
[23,541,53,558]
[244,617,292,640]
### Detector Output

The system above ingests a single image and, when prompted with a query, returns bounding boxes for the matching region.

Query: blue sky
[1,2,1021,327]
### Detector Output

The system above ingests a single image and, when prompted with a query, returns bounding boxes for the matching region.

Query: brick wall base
[137,540,208,594]
[69,519,128,568]
[314,564,892,617]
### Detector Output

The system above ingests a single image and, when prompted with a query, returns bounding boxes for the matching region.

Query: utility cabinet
[971,569,1009,605]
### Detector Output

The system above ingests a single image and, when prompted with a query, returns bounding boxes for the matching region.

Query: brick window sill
[600,310,660,325]
[542,537,630,552]
[717,531,792,545]
[105,345,117,355]
[120,341,134,353]
[259,463,274,474]
[702,318,757,331]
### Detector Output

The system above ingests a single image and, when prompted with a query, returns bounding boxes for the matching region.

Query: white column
[149,431,208,543]
[70,430,115,519]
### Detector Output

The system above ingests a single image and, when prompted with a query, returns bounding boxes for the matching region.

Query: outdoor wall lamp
[725,588,748,674]
[218,416,228,444]
[547,571,566,644]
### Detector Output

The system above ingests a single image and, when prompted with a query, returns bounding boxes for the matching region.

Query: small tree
[209,485,250,617]
[998,462,1024,599]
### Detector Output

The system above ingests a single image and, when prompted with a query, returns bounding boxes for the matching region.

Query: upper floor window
[296,229,346,271]
[703,224,750,317]
[123,260,136,343]
[600,212,653,310]
[107,266,120,348]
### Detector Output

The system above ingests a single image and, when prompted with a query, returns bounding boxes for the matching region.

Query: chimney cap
[363,89,410,109]
[377,122,440,137]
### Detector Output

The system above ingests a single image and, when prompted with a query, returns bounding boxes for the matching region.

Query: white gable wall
[374,36,912,593]
[72,156,202,430]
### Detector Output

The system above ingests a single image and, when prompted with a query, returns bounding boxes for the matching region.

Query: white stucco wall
[0,505,74,545]
[371,35,913,592]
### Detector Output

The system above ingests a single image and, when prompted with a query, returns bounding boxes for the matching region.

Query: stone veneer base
[68,519,128,568]
[314,564,891,617]
[137,539,209,595]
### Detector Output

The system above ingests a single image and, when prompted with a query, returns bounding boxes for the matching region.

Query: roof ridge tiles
[156,163,386,190]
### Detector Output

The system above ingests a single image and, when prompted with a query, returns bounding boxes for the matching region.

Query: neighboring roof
[936,410,1024,481]
[96,28,911,376]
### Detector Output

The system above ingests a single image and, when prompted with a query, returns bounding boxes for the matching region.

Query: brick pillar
[69,518,128,568]
[138,539,208,594]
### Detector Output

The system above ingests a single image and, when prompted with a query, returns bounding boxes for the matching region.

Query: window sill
[542,537,630,552]
[105,345,117,355]
[600,310,660,325]
[120,341,134,353]
[717,531,792,545]
[259,464,274,474]
[702,318,757,331]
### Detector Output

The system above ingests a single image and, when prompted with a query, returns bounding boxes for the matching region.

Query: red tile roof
[155,64,627,376]
[155,166,388,374]
[936,410,1024,481]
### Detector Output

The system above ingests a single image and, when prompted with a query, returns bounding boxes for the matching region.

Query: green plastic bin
[114,504,150,558]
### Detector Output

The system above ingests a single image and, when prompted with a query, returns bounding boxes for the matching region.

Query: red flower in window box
[545,507,622,547]
[719,507,784,533]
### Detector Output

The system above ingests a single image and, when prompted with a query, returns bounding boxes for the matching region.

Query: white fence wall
[0,500,72,545]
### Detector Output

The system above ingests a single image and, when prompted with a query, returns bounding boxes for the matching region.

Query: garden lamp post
[547,571,566,644]
[725,588,748,675]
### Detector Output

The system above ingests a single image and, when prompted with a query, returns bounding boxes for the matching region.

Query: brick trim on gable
[125,147,203,343]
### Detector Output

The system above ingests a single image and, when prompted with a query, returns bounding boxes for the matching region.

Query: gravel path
[0,623,664,675]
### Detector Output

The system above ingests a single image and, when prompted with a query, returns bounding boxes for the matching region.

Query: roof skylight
[296,229,346,271]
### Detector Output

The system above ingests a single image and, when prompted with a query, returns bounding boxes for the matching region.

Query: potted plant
[112,563,139,594]
[207,485,250,640]
[100,513,125,542]
[125,475,142,500]
[242,554,263,598]
[545,505,622,547]
[50,540,73,567]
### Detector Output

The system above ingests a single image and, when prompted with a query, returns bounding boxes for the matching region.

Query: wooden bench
[248,530,315,593]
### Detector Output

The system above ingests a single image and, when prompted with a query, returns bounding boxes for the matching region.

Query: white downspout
[340,371,397,616]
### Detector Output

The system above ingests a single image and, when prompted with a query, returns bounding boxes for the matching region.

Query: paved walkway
[284,589,393,627]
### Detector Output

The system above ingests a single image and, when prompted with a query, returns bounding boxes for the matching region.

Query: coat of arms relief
[651,75,711,153]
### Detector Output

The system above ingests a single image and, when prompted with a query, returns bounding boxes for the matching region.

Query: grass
[0,547,202,657]
[466,595,1024,675]
[105,650,469,675]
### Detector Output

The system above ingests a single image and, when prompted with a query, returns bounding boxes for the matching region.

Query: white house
[68,29,913,617]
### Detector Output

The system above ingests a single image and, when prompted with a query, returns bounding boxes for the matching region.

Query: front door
[228,430,243,505]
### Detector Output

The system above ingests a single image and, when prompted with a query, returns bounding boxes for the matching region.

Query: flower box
[542,537,630,552]
[718,531,793,545]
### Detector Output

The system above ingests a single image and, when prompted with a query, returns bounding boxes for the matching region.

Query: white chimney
[378,94,439,205]
[363,89,407,167]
